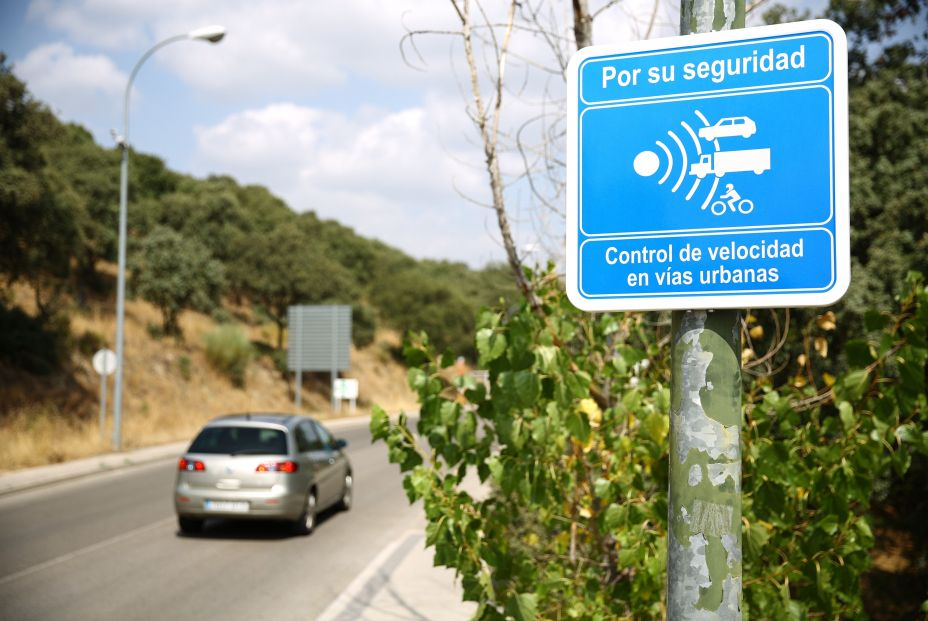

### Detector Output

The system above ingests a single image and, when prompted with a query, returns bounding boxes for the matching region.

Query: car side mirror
[334,438,348,450]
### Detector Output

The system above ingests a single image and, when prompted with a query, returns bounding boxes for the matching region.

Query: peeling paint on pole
[668,310,742,619]
[681,0,744,35]
[667,1,745,616]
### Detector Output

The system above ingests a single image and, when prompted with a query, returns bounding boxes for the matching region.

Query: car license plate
[204,500,249,513]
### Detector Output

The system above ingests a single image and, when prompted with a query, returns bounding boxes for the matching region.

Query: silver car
[174,414,352,535]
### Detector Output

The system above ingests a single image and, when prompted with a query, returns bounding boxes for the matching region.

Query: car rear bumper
[174,483,305,521]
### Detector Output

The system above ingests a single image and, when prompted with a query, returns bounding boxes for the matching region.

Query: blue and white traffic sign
[566,20,849,311]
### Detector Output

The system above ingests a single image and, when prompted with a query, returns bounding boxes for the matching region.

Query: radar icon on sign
[632,111,770,217]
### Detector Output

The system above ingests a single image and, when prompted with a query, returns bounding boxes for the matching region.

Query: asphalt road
[0,419,420,621]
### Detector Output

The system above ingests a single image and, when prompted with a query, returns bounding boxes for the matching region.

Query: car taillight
[178,458,206,472]
[256,461,298,473]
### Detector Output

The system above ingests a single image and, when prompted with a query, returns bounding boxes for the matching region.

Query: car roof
[205,413,313,430]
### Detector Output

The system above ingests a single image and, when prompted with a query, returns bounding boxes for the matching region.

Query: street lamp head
[187,25,226,43]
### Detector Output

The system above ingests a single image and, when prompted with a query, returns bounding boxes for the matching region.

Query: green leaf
[895,423,924,449]
[593,478,611,499]
[642,411,669,443]
[863,310,890,332]
[838,401,855,431]
[835,369,870,402]
[370,405,389,440]
[845,340,875,367]
[603,503,624,530]
[407,367,428,391]
[507,592,538,621]
[818,514,839,536]
[476,328,507,364]
[533,345,558,373]
[566,411,591,442]
[745,521,770,557]
[498,370,540,410]
[456,410,477,448]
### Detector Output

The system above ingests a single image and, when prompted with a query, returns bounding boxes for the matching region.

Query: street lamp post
[111,25,226,451]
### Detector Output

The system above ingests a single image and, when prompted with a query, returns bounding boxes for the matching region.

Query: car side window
[313,421,334,449]
[296,422,322,452]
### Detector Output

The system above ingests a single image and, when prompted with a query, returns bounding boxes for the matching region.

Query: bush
[75,329,106,357]
[177,355,192,381]
[204,324,252,387]
[372,268,928,619]
[352,303,377,348]
[0,304,70,374]
[270,348,289,377]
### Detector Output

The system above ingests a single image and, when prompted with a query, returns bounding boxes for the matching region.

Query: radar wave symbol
[633,110,719,211]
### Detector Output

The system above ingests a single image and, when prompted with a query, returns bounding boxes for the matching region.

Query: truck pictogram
[688,148,771,179]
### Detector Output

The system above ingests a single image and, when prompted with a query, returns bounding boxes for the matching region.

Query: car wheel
[178,516,203,535]
[294,490,317,535]
[337,473,353,511]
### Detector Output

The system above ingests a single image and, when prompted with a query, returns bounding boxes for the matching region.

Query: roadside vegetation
[373,0,928,619]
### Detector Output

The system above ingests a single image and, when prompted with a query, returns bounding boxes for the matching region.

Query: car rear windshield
[188,426,288,455]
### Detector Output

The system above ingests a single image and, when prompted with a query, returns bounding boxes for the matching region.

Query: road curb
[0,442,188,497]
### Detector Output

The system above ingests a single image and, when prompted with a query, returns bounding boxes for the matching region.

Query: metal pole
[99,368,107,443]
[111,34,194,452]
[112,134,129,451]
[295,309,302,411]
[331,309,338,413]
[668,2,745,618]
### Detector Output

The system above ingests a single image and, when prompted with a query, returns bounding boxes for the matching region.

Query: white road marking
[315,530,422,621]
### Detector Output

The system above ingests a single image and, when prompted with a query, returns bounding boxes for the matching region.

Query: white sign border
[566,20,849,312]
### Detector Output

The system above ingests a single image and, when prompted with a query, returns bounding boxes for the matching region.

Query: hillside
[0,54,519,471]
[0,273,417,471]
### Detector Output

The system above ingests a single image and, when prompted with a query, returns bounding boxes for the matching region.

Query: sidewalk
[316,530,476,621]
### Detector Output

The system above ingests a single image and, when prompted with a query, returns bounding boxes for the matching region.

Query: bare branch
[573,0,594,49]
[746,0,773,16]
[591,0,626,20]
[644,0,661,39]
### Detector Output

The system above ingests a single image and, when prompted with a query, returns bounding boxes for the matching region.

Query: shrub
[204,324,252,387]
[0,303,70,374]
[177,355,192,381]
[75,329,106,357]
[270,348,289,377]
[373,268,928,619]
[352,303,377,348]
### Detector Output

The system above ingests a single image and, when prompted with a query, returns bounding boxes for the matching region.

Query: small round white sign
[92,349,117,376]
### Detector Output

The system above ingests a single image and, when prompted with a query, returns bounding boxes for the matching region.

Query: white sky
[1,0,823,267]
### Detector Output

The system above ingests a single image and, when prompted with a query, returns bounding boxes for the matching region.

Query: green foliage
[131,226,226,336]
[224,223,357,348]
[0,302,70,374]
[204,324,253,388]
[74,329,107,358]
[1,56,511,369]
[369,262,516,358]
[373,269,928,619]
[177,355,192,381]
[0,55,79,313]
[352,303,377,348]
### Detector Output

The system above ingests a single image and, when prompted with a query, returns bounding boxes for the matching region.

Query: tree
[0,54,78,315]
[131,226,226,336]
[370,268,478,356]
[225,223,357,348]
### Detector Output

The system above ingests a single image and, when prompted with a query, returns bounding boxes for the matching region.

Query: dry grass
[0,281,417,472]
